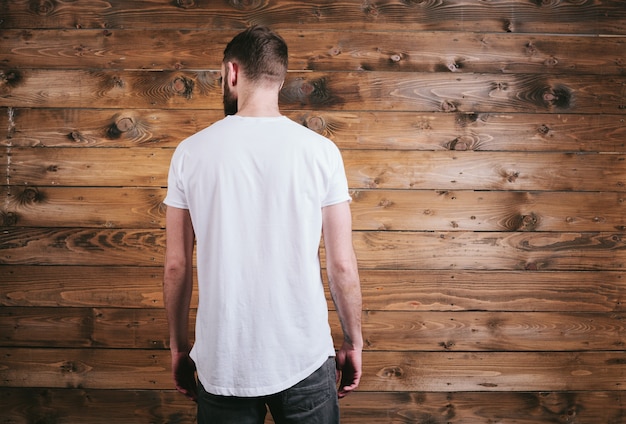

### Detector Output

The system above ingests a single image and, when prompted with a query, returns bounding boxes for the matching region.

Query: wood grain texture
[3,266,623,313]
[2,0,625,34]
[2,348,624,392]
[2,228,624,270]
[3,306,624,352]
[3,29,625,75]
[350,231,626,271]
[2,1,625,422]
[2,187,625,231]
[4,108,626,152]
[3,70,626,113]
[1,107,211,148]
[350,190,626,232]
[4,148,625,191]
[1,187,167,228]
[1,388,623,424]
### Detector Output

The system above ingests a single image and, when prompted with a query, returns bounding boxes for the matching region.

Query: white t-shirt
[164,115,351,396]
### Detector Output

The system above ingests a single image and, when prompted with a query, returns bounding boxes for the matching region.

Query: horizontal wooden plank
[1,348,624,392]
[0,307,95,348]
[1,147,174,187]
[2,388,623,424]
[1,107,210,148]
[1,228,625,271]
[4,148,625,191]
[337,391,626,424]
[2,70,625,114]
[353,311,626,352]
[364,351,626,392]
[1,187,166,228]
[351,231,626,271]
[0,266,170,308]
[2,266,622,313]
[0,307,169,350]
[358,270,625,313]
[2,0,625,34]
[0,228,165,266]
[350,190,626,232]
[344,151,626,191]
[0,388,195,424]
[297,110,626,153]
[2,307,623,352]
[4,108,626,153]
[3,187,625,232]
[3,29,625,75]
[0,347,172,389]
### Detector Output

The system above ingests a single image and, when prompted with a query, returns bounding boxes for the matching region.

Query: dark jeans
[197,357,339,424]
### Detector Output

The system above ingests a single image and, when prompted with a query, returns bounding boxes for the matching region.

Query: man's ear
[226,61,238,86]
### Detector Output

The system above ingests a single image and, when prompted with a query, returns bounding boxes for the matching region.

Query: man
[163,26,363,423]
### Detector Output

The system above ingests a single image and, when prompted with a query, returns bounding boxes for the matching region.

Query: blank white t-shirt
[164,115,351,396]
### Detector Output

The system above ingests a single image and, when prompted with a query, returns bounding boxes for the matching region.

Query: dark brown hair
[223,26,288,84]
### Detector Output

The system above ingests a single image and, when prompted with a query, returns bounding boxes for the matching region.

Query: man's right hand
[172,351,198,401]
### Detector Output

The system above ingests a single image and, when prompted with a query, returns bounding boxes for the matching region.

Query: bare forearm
[163,206,195,354]
[164,265,193,353]
[328,259,363,349]
[322,202,363,349]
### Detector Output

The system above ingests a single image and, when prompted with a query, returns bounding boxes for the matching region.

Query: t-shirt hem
[197,352,335,397]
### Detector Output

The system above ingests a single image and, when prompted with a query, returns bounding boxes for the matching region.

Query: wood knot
[544,56,558,67]
[227,0,267,10]
[362,2,380,17]
[455,112,478,127]
[0,211,18,226]
[305,116,326,133]
[441,100,458,112]
[0,70,22,88]
[492,81,508,91]
[517,212,539,231]
[107,116,135,139]
[446,136,475,151]
[537,124,550,135]
[115,117,135,132]
[30,0,55,16]
[59,360,84,374]
[66,131,84,143]
[328,47,342,56]
[175,0,196,8]
[172,76,194,99]
[447,60,462,72]
[110,76,124,88]
[500,169,520,183]
[378,199,393,208]
[522,214,537,225]
[281,77,335,106]
[439,340,456,350]
[543,85,572,109]
[379,366,404,378]
[17,187,45,205]
[525,42,538,56]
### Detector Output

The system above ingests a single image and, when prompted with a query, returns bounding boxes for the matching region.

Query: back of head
[223,26,288,85]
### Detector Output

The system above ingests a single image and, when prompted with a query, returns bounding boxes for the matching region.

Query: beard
[223,76,238,116]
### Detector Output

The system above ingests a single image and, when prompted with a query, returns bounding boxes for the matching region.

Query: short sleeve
[322,146,351,207]
[163,147,189,209]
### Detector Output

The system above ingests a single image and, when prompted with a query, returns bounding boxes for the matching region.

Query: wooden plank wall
[1,1,626,422]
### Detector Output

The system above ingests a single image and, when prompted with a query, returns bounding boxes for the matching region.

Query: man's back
[165,114,351,396]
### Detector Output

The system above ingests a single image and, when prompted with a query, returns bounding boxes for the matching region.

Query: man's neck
[235,85,282,118]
